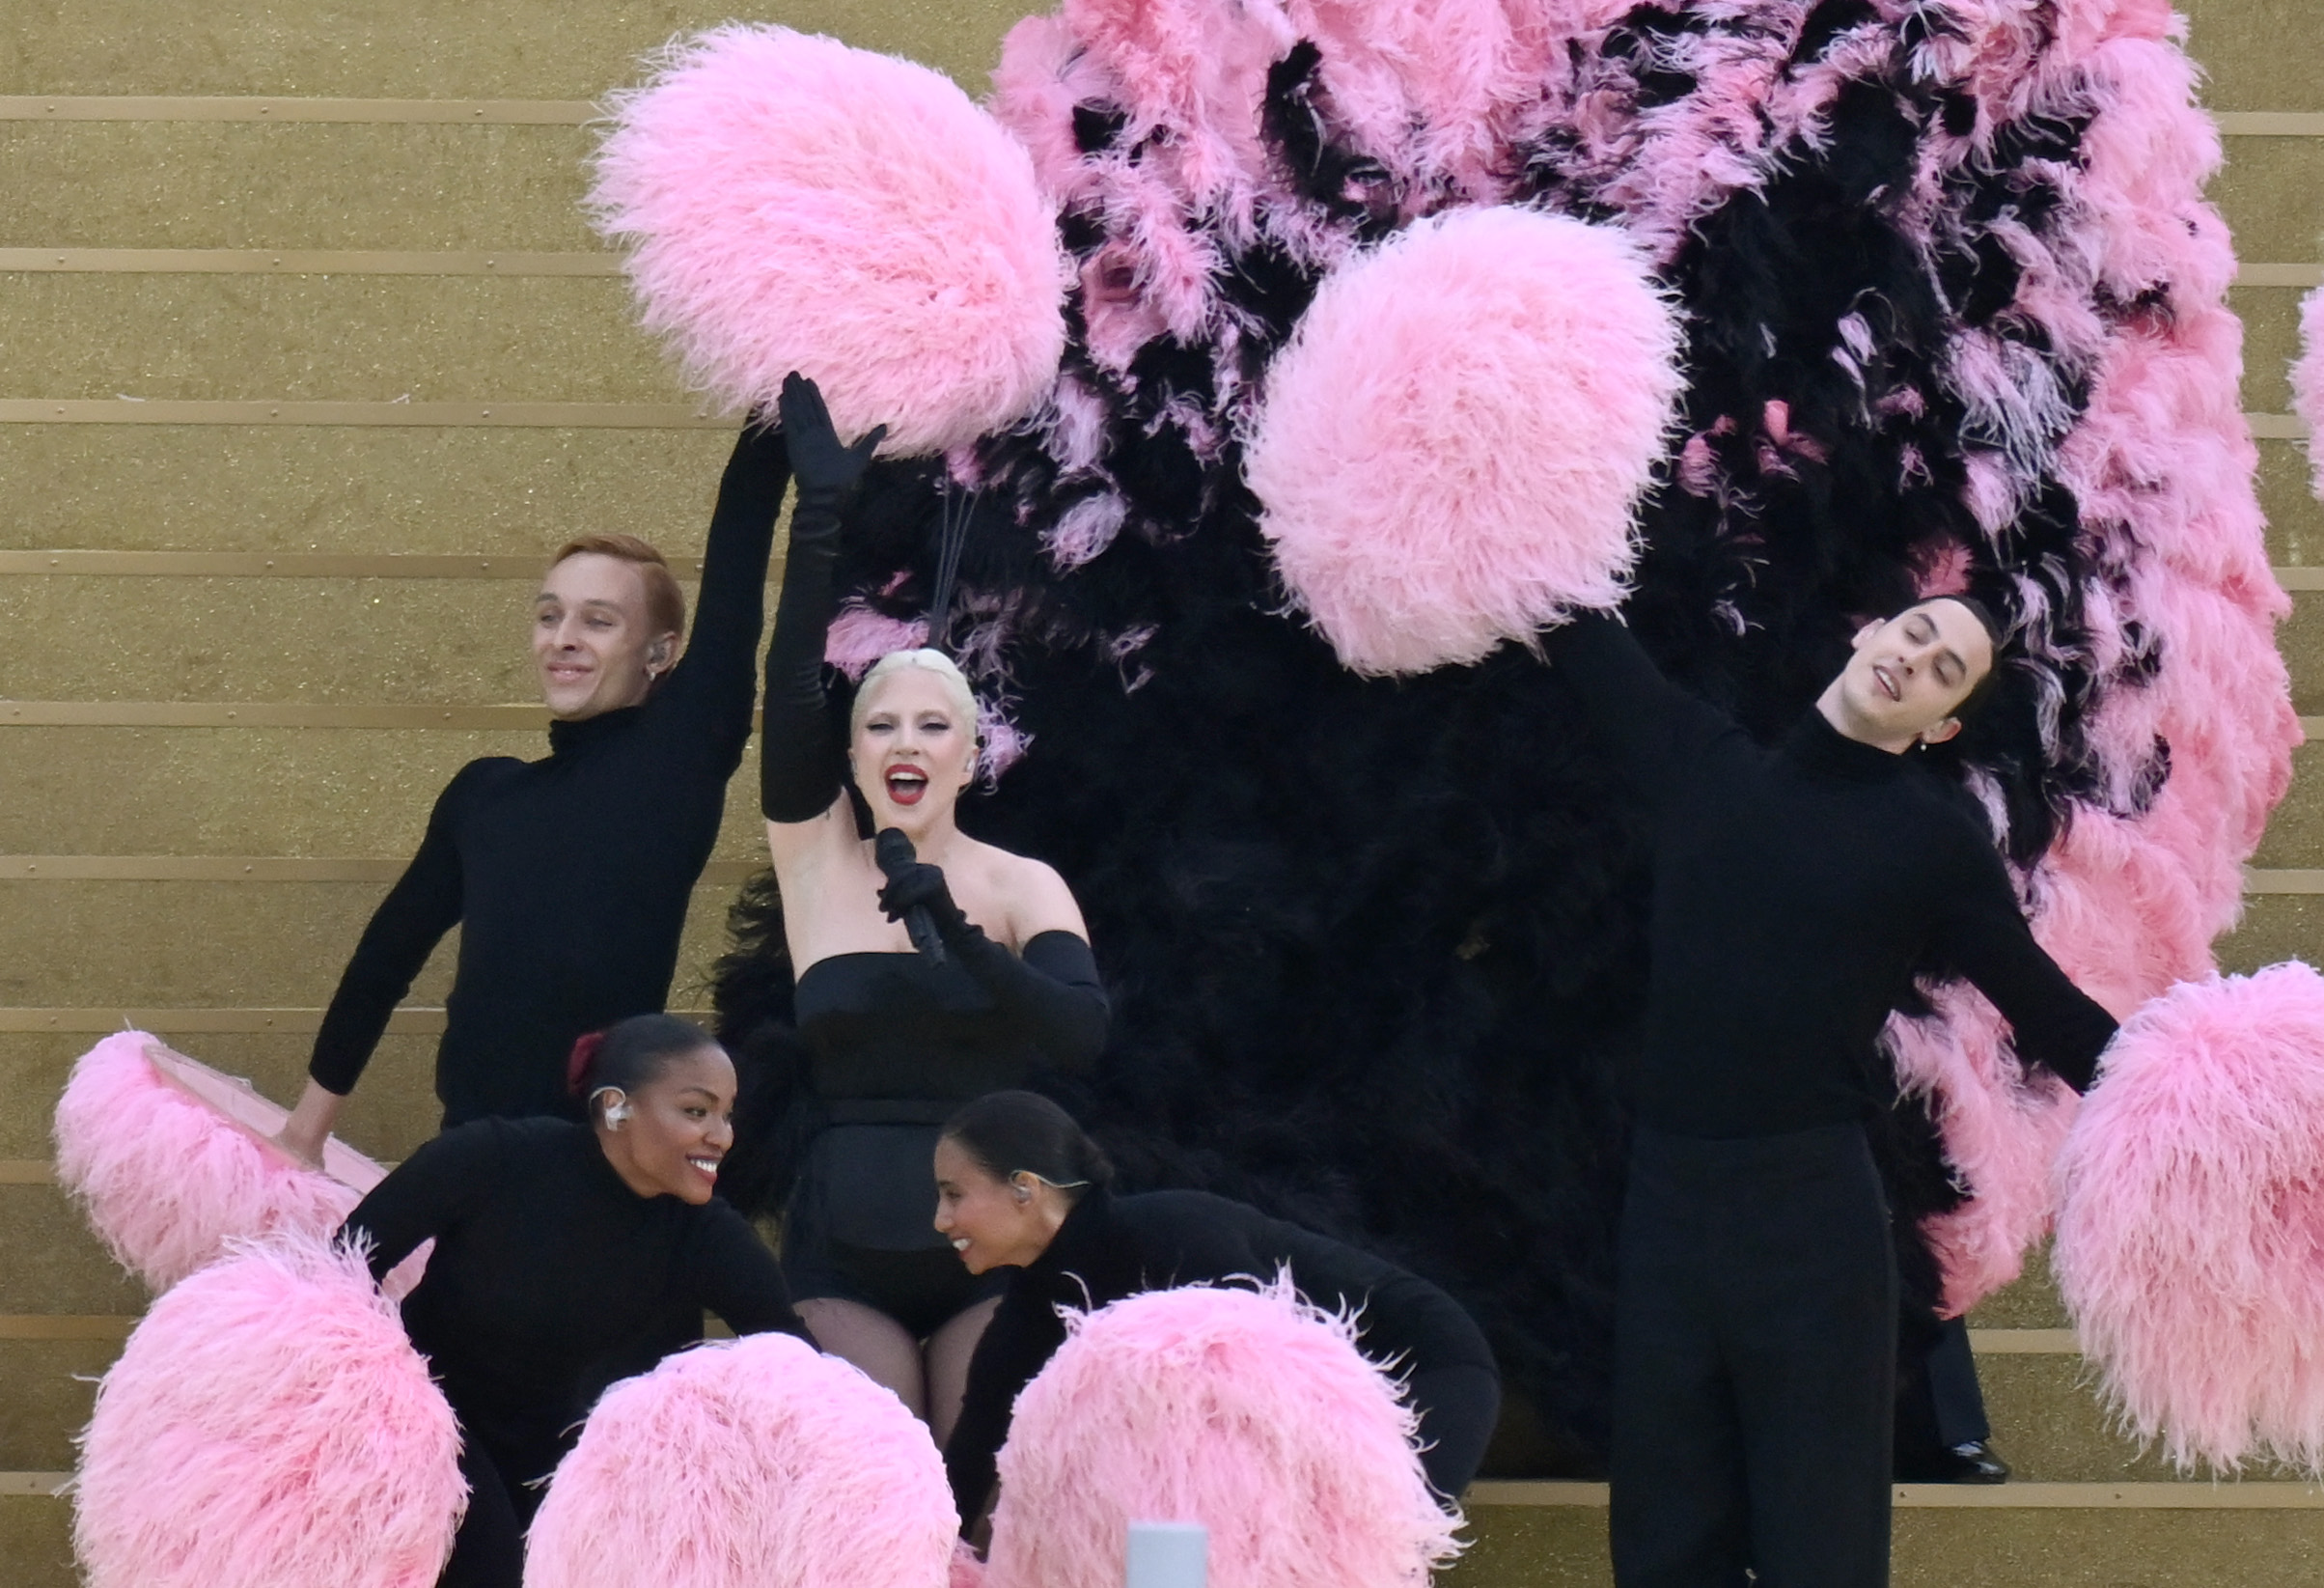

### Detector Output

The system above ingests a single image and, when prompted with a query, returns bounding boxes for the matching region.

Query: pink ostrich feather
[982,1282,1460,1588]
[2054,964,2324,1474]
[592,24,1069,456]
[2296,286,2324,501]
[73,1233,464,1588]
[1243,206,1682,677]
[523,1331,955,1588]
[52,1032,407,1294]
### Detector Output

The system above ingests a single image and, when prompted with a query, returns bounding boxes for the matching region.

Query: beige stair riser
[2211,136,2324,269]
[0,426,738,557]
[0,1029,445,1162]
[0,1340,119,1470]
[0,123,597,253]
[0,274,671,403]
[0,1188,144,1315]
[2229,283,2305,414]
[0,878,736,1005]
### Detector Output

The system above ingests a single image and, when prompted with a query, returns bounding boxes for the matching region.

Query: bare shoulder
[961,841,1088,946]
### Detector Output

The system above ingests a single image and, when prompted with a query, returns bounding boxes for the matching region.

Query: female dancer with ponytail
[339,1014,812,1588]
[751,373,1108,1436]
[933,1090,1501,1537]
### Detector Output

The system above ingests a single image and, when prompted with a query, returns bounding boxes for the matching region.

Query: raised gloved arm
[759,373,888,822]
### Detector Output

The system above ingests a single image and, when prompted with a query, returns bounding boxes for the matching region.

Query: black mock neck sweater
[343,1117,808,1473]
[307,433,788,1126]
[1549,614,2117,1140]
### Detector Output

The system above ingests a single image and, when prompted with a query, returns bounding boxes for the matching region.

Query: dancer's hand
[273,1079,342,1170]
[876,859,970,941]
[778,373,887,512]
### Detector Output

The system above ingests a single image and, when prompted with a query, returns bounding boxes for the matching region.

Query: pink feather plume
[2053,963,2324,1473]
[523,1330,956,1588]
[73,1234,464,1588]
[982,1282,1460,1588]
[1243,206,1682,676]
[52,1032,410,1295]
[2296,286,2324,502]
[592,24,1070,456]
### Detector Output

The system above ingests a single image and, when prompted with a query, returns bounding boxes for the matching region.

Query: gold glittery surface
[0,1338,121,1468]
[1,1028,443,1161]
[1,274,674,402]
[2182,0,2324,111]
[0,878,735,1006]
[1892,1512,2324,1587]
[0,1185,146,1313]
[0,426,737,554]
[2261,439,2324,567]
[1978,1354,2312,1481]
[0,1493,75,1588]
[2213,138,2324,264]
[0,0,1030,97]
[1964,1246,2069,1329]
[0,122,599,251]
[0,726,771,860]
[2277,594,2324,715]
[2227,895,2324,973]
[2256,745,2324,866]
[2233,285,2302,415]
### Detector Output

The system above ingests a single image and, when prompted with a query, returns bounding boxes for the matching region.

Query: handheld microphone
[873,827,947,965]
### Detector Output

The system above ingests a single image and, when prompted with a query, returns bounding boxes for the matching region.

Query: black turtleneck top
[308,432,789,1126]
[1549,613,2117,1139]
[341,1116,810,1473]
[943,1186,1497,1526]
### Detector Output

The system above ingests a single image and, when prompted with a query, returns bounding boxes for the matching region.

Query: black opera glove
[875,861,973,943]
[777,372,886,514]
[876,862,1109,1073]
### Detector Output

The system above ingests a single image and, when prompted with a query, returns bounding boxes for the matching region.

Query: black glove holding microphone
[760,372,887,823]
[873,833,1109,1073]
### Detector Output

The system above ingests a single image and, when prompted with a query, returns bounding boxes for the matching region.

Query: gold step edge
[0,856,765,882]
[0,249,621,276]
[0,552,711,578]
[0,97,594,124]
[0,402,727,428]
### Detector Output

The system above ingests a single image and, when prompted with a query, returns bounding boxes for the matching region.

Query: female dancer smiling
[754,373,1108,1437]
[340,1013,812,1588]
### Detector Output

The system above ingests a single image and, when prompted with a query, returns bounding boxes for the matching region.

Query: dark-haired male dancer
[1550,597,2117,1587]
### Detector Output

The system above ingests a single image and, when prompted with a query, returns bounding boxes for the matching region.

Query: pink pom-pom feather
[73,1234,464,1588]
[2295,286,2324,502]
[1243,206,1683,677]
[2053,963,2324,1473]
[592,25,1069,456]
[982,1282,1460,1588]
[523,1331,956,1588]
[53,1032,409,1294]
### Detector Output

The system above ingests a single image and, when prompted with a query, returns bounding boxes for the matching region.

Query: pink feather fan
[2295,286,2324,501]
[1243,205,1683,676]
[982,1282,1460,1588]
[523,1330,956,1588]
[53,1031,414,1295]
[73,1233,464,1588]
[2053,963,2324,1473]
[592,24,1070,455]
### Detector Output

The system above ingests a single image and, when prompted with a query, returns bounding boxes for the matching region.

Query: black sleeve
[338,1119,509,1279]
[944,928,1108,1073]
[942,1282,1060,1533]
[758,489,847,824]
[1934,841,2118,1093]
[307,765,478,1095]
[657,425,791,765]
[1255,1212,1501,1378]
[682,1203,814,1342]
[1543,612,1728,807]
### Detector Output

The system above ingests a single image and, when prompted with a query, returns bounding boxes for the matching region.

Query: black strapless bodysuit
[782,941,1078,1335]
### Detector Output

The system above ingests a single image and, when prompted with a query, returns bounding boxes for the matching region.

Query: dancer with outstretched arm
[340,1015,813,1588]
[754,373,1108,1437]
[934,1090,1500,1542]
[277,424,791,1160]
[1549,598,2118,1587]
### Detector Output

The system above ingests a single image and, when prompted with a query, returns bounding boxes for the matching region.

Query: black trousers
[1409,1362,1503,1498]
[436,1428,555,1588]
[1610,1123,1897,1588]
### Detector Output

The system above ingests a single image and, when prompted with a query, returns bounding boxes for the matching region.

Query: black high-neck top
[1549,613,2117,1139]
[942,1185,1497,1526]
[307,435,787,1126]
[342,1116,808,1473]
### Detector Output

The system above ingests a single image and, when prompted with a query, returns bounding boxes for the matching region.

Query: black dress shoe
[1939,1441,2011,1483]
